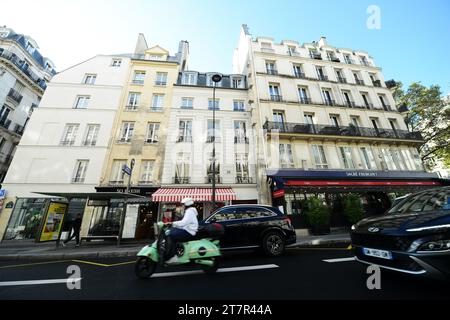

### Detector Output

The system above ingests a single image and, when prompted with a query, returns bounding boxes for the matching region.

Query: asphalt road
[0,248,448,300]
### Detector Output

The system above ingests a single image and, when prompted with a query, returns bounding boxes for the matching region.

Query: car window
[235,207,275,219]
[208,208,237,222]
[388,190,450,214]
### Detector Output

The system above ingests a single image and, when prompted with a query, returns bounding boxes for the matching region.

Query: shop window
[4,198,47,240]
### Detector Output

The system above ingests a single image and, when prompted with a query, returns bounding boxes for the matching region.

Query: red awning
[152,188,237,202]
[285,180,441,187]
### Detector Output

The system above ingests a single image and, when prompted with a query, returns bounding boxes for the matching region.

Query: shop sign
[38,202,68,242]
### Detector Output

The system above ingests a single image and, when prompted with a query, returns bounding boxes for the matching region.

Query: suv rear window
[235,207,275,219]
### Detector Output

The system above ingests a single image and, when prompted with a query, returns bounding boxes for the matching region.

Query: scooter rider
[165,198,199,264]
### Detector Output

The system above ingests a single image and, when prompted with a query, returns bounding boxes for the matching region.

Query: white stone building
[0,55,130,241]
[154,71,258,219]
[0,26,56,181]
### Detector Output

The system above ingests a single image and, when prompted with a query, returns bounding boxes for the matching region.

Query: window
[236,154,250,182]
[261,42,273,52]
[322,89,334,105]
[350,117,360,128]
[26,42,35,55]
[273,111,285,129]
[231,76,244,89]
[208,99,220,110]
[338,146,355,169]
[316,67,327,81]
[312,145,328,169]
[371,118,380,133]
[279,144,294,168]
[132,71,146,85]
[178,120,192,142]
[207,120,221,143]
[83,124,100,146]
[359,147,377,170]
[206,74,222,87]
[127,92,141,107]
[380,148,397,170]
[119,122,134,142]
[61,124,79,146]
[72,160,89,183]
[234,121,248,144]
[401,149,416,170]
[330,115,340,127]
[181,97,194,109]
[287,46,298,56]
[360,55,370,66]
[110,160,126,184]
[206,152,221,182]
[146,123,160,144]
[111,59,122,67]
[335,69,346,83]
[304,114,315,125]
[361,92,372,109]
[342,91,354,107]
[379,95,390,110]
[266,61,277,75]
[182,72,196,85]
[149,55,164,61]
[175,153,191,183]
[298,87,310,104]
[233,100,245,111]
[151,94,165,111]
[155,72,168,86]
[354,71,364,85]
[139,160,154,184]
[293,64,304,78]
[410,149,424,170]
[269,84,281,101]
[74,96,90,109]
[83,74,97,85]
[344,54,353,64]
[391,148,408,170]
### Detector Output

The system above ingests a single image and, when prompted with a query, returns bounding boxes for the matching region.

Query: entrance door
[135,203,158,240]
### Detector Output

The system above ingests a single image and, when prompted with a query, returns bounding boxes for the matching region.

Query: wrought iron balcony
[324,99,336,106]
[174,177,190,184]
[177,136,193,143]
[266,69,278,75]
[328,56,341,63]
[124,105,139,111]
[345,58,355,64]
[8,88,23,104]
[318,75,329,81]
[337,76,347,84]
[293,72,306,79]
[300,97,312,105]
[270,95,283,102]
[355,79,365,85]
[236,176,254,184]
[344,101,356,108]
[13,124,25,135]
[373,80,383,87]
[263,121,424,141]
[155,81,167,86]
[205,176,222,184]
[310,52,323,60]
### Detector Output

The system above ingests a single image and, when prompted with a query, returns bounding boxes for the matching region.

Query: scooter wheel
[135,257,157,279]
[202,257,220,275]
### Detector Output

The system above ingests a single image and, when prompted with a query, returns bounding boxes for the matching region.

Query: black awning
[32,192,148,201]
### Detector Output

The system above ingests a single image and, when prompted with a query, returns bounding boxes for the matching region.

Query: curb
[0,250,140,262]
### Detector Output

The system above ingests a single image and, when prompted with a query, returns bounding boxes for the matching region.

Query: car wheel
[262,232,285,257]
[135,257,157,279]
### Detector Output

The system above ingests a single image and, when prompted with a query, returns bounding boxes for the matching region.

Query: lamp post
[211,74,222,210]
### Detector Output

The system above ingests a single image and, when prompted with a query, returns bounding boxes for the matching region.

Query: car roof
[218,204,278,209]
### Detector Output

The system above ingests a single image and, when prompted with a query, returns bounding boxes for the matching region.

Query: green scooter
[135,222,223,279]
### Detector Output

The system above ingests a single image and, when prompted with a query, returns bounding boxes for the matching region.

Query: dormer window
[26,42,35,55]
[0,31,8,38]
[149,55,164,61]
[231,76,245,89]
[182,72,197,85]
[261,42,274,52]
[206,74,222,87]
[111,59,122,67]
[45,63,52,72]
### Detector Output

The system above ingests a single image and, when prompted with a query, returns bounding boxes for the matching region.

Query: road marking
[0,260,71,270]
[71,260,110,267]
[323,257,356,263]
[152,264,279,278]
[0,278,82,287]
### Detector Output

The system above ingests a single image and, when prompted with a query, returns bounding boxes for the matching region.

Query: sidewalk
[0,231,351,261]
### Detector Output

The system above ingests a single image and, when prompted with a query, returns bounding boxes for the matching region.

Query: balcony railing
[270,95,283,102]
[234,136,249,144]
[328,56,341,63]
[13,124,25,136]
[205,176,222,184]
[60,140,75,146]
[263,121,424,141]
[177,136,193,143]
[293,72,306,79]
[373,80,383,87]
[355,79,365,85]
[206,136,221,143]
[155,81,167,86]
[174,177,190,184]
[344,101,356,108]
[124,105,139,111]
[337,76,347,84]
[0,119,11,130]
[318,75,329,81]
[382,104,393,111]
[0,48,47,91]
[117,137,132,143]
[324,99,336,106]
[345,58,355,64]
[310,52,322,60]
[300,97,312,105]
[266,69,278,75]
[236,176,254,184]
[8,88,23,104]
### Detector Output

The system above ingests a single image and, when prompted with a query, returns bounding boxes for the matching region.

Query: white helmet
[181,197,194,206]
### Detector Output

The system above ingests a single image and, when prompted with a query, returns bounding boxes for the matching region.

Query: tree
[392,82,450,171]
[343,194,364,224]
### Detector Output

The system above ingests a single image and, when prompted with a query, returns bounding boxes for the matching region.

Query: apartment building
[153,70,257,220]
[0,26,56,182]
[233,25,442,227]
[0,54,131,241]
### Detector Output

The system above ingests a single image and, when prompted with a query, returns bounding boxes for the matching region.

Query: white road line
[323,257,356,263]
[0,278,82,287]
[152,264,279,278]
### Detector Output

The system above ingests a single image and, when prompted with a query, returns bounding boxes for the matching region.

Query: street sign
[0,189,6,199]
[122,165,132,176]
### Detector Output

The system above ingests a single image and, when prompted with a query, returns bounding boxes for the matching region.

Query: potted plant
[305,197,331,235]
[343,194,364,225]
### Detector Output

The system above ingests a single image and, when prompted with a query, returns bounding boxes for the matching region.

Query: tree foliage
[392,82,450,171]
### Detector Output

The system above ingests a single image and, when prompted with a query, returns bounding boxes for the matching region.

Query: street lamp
[211,74,222,210]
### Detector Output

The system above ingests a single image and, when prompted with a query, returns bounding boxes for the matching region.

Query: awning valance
[152,188,236,202]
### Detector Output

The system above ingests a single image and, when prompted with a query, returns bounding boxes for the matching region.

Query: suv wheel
[262,232,285,257]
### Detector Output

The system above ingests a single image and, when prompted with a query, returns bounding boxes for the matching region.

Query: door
[135,203,158,240]
[207,207,244,247]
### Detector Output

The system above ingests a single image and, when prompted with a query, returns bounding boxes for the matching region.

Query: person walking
[62,213,82,247]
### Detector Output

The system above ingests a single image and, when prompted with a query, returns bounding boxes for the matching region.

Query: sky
[1,0,449,94]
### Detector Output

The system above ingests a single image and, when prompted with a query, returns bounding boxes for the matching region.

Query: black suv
[351,187,450,280]
[199,205,296,256]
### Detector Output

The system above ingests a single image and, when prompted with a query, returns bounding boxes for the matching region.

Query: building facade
[0,54,131,241]
[153,70,257,220]
[0,26,56,182]
[89,37,189,241]
[233,25,442,227]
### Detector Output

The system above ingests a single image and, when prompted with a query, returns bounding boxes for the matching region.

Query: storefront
[151,188,237,221]
[267,169,447,228]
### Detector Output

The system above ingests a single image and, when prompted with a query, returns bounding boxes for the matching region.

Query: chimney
[176,40,190,71]
[134,33,148,55]
[318,36,327,47]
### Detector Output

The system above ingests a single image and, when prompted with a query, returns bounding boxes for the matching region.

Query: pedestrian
[62,213,82,247]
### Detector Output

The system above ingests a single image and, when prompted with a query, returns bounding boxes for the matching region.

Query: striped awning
[152,188,236,202]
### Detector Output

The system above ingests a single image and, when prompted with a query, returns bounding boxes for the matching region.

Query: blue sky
[1,0,449,94]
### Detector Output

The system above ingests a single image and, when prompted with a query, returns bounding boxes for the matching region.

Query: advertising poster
[39,202,68,242]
